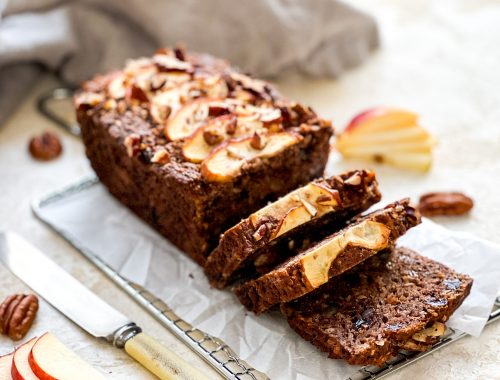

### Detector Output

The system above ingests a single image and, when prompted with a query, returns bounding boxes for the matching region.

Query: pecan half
[0,294,39,341]
[418,192,473,216]
[29,131,63,161]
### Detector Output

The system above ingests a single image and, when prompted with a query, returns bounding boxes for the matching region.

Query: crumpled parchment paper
[36,181,500,379]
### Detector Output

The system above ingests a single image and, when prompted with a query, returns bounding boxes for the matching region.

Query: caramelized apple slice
[182,115,238,163]
[164,99,215,141]
[107,73,127,99]
[301,220,391,288]
[201,132,301,182]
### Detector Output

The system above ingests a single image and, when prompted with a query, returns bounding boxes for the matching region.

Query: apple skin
[27,351,52,380]
[0,352,14,380]
[345,107,390,132]
[28,332,106,380]
[344,107,418,134]
[11,337,39,380]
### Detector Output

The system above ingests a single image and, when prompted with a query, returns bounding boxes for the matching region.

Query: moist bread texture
[75,48,333,265]
[205,169,381,288]
[281,247,473,366]
[234,199,420,314]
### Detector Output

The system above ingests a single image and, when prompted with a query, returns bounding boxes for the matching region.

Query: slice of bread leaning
[205,170,381,288]
[234,199,420,314]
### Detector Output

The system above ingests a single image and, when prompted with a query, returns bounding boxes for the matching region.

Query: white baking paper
[36,181,500,380]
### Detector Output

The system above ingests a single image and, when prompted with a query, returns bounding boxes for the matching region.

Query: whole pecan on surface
[0,294,39,340]
[418,192,474,217]
[28,131,63,161]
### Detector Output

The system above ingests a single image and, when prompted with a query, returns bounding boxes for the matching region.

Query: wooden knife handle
[125,332,211,380]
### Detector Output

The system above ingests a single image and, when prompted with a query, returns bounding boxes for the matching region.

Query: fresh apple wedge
[201,132,302,182]
[339,139,434,156]
[28,332,106,380]
[351,151,433,172]
[0,352,14,380]
[11,338,39,380]
[337,124,433,145]
[345,107,418,133]
[337,107,435,172]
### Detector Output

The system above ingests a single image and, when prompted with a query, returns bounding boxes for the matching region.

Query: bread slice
[205,170,381,288]
[234,199,420,313]
[281,247,473,366]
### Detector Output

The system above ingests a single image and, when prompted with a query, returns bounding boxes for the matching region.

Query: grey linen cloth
[0,0,379,126]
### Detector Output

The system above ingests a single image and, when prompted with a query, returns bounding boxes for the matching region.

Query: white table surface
[1,0,500,379]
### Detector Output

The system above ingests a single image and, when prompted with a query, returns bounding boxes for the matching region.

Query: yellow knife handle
[125,332,211,380]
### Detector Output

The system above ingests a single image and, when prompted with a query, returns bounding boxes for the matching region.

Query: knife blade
[0,232,210,380]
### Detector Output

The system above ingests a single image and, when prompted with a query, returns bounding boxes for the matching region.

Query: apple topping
[153,54,193,73]
[199,75,229,99]
[200,132,301,182]
[336,107,436,172]
[300,220,391,288]
[182,115,238,163]
[107,73,127,99]
[164,98,216,141]
[249,182,341,240]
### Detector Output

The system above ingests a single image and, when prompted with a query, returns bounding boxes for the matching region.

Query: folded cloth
[0,0,379,126]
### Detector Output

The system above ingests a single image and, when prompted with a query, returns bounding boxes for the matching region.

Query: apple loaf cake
[235,199,421,314]
[205,169,381,288]
[75,47,333,265]
[281,247,473,366]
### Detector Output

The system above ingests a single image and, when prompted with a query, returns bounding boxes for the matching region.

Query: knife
[0,232,211,380]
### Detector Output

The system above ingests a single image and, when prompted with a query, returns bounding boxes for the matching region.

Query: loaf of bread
[75,47,333,264]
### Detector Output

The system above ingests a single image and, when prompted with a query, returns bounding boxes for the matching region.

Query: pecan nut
[418,192,473,216]
[0,294,39,340]
[28,131,63,161]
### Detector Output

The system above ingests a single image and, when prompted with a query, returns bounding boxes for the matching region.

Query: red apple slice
[201,132,302,182]
[11,338,39,380]
[338,124,433,145]
[339,139,434,156]
[29,332,106,380]
[337,107,435,172]
[345,107,418,133]
[0,352,14,380]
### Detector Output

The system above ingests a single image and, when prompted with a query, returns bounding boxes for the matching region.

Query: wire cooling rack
[32,177,500,380]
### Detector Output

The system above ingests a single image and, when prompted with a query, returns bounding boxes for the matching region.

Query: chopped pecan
[418,192,473,216]
[203,129,224,146]
[250,132,267,150]
[0,294,39,341]
[126,84,149,103]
